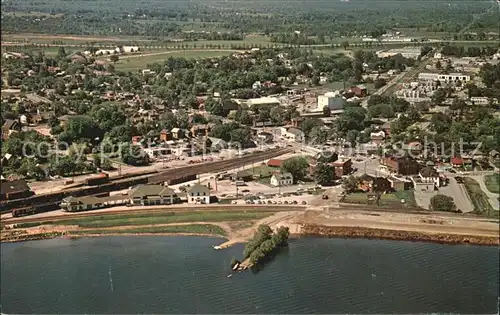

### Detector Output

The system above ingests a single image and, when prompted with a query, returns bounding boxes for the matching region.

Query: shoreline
[299,225,499,247]
[2,225,498,247]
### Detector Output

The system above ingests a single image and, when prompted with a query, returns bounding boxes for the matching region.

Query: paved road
[469,175,499,211]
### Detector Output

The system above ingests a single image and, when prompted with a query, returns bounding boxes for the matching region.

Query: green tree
[120,143,149,166]
[320,103,331,117]
[342,175,360,193]
[431,88,447,105]
[309,126,328,145]
[430,195,457,212]
[109,55,119,63]
[314,162,335,185]
[281,156,309,182]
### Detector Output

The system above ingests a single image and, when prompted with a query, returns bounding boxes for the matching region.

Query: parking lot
[413,177,474,212]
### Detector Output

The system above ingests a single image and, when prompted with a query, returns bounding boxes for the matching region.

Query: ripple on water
[1,236,498,314]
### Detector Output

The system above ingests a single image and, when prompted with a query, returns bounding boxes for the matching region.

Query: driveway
[469,175,499,211]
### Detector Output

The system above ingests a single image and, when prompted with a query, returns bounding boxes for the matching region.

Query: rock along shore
[300,224,500,246]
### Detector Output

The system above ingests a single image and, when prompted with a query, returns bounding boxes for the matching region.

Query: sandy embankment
[2,209,499,246]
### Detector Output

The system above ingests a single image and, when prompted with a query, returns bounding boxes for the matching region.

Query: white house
[252,81,262,89]
[187,183,210,204]
[270,173,294,187]
[286,128,304,142]
[122,46,140,53]
[418,167,442,188]
[19,114,27,125]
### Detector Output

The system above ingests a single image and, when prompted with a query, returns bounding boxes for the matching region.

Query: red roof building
[267,159,282,167]
[451,156,464,166]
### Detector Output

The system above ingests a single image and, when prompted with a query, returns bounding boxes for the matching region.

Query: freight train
[7,174,199,217]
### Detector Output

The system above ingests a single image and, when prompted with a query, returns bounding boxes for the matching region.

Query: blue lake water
[1,236,498,314]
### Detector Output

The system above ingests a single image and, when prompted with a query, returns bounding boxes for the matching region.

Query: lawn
[48,211,275,228]
[114,50,237,71]
[69,224,227,236]
[343,190,417,207]
[462,178,497,218]
[484,174,499,194]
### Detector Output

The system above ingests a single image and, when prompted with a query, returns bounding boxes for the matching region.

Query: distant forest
[1,0,498,38]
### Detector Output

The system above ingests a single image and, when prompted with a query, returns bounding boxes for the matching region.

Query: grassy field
[69,224,227,236]
[343,190,417,207]
[113,50,237,71]
[462,178,498,218]
[484,174,499,194]
[1,45,77,56]
[40,211,275,228]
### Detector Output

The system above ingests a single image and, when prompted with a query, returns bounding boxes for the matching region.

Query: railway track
[1,148,292,213]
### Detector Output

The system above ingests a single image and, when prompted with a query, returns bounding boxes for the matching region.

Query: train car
[11,192,110,217]
[12,202,60,217]
[165,174,197,186]
[85,173,110,186]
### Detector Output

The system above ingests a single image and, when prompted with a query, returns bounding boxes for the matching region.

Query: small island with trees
[230,224,290,272]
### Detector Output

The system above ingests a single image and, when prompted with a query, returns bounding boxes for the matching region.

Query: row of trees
[3,0,493,37]
[242,225,290,265]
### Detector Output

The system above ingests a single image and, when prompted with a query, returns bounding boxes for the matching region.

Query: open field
[112,50,238,71]
[485,174,499,194]
[1,33,273,46]
[1,45,77,57]
[15,211,276,229]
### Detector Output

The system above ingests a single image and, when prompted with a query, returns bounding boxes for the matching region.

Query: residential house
[381,122,392,137]
[286,128,304,142]
[451,156,464,167]
[489,150,499,164]
[370,131,385,145]
[129,185,176,206]
[1,119,21,140]
[159,129,171,142]
[187,183,211,204]
[351,85,368,97]
[0,179,34,200]
[252,81,262,89]
[257,131,274,143]
[381,156,420,175]
[171,128,185,139]
[358,174,392,193]
[387,176,412,191]
[291,117,303,129]
[270,173,294,187]
[190,124,210,137]
[331,158,353,178]
[419,166,442,187]
[208,137,228,151]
